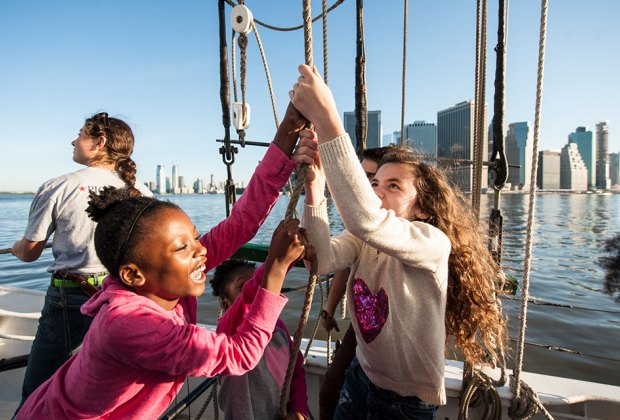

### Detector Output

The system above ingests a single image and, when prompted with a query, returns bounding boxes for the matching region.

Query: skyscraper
[568,126,595,189]
[610,153,620,187]
[156,164,166,194]
[437,100,488,192]
[505,122,533,190]
[537,150,561,189]
[171,164,179,193]
[404,121,437,157]
[343,110,382,151]
[560,143,588,191]
[595,121,611,189]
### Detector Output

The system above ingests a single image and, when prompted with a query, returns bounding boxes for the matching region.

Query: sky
[0,0,618,193]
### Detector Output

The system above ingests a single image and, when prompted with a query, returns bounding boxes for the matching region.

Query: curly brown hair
[381,147,508,368]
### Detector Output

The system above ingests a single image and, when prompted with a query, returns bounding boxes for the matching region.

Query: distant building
[610,153,620,187]
[156,164,166,194]
[343,110,382,152]
[568,126,595,189]
[595,121,611,189]
[537,150,561,189]
[404,121,437,157]
[437,100,488,192]
[171,164,179,192]
[560,143,588,191]
[506,122,533,190]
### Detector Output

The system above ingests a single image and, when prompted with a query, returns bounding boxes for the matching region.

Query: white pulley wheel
[231,5,253,34]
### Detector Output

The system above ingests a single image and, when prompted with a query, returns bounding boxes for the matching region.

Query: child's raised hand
[267,219,306,268]
[273,102,308,156]
[289,65,344,143]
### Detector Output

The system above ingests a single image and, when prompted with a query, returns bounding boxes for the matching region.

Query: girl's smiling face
[371,162,427,221]
[124,207,207,310]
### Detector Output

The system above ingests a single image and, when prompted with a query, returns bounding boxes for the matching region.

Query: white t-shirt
[24,166,152,274]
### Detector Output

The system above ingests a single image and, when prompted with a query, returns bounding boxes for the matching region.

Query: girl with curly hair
[290,64,507,419]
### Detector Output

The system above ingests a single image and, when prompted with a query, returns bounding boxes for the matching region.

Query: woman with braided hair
[11,112,152,412]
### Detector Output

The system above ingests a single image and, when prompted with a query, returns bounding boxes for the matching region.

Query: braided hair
[84,112,139,190]
[86,186,180,277]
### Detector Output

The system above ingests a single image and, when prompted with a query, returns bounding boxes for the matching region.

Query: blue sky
[0,0,618,192]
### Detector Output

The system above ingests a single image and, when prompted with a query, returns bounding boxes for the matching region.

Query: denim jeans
[334,358,439,420]
[18,284,93,408]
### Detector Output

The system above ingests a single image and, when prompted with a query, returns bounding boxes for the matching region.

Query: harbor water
[1,192,619,387]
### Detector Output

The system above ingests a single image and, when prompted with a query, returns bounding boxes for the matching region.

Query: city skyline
[1,1,618,192]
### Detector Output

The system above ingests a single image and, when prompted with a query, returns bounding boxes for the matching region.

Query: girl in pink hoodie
[16,104,316,419]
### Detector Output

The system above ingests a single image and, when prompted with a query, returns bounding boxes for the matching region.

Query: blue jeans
[17,284,93,408]
[334,358,438,420]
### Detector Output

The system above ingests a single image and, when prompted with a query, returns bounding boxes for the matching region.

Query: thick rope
[511,0,548,411]
[354,0,367,155]
[471,0,487,216]
[459,367,502,420]
[231,30,238,103]
[303,276,325,360]
[400,0,408,144]
[279,1,317,415]
[322,0,329,84]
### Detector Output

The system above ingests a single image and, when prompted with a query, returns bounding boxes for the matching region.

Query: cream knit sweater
[302,134,451,405]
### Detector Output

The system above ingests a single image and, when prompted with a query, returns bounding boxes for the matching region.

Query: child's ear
[118,263,146,287]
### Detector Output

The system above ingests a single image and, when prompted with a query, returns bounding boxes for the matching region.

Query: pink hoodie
[217,264,308,418]
[17,144,295,419]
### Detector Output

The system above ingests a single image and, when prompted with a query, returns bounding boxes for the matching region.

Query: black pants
[319,324,357,420]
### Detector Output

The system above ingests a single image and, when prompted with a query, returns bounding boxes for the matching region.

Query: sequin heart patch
[352,278,388,343]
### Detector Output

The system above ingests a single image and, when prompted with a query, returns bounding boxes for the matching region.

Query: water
[1,192,619,387]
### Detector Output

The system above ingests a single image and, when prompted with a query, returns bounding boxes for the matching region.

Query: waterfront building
[506,122,533,190]
[156,164,166,194]
[568,126,595,189]
[560,143,588,191]
[171,164,179,193]
[610,153,620,187]
[537,150,561,189]
[392,130,401,145]
[344,110,382,152]
[596,121,611,189]
[404,120,437,158]
[437,100,488,192]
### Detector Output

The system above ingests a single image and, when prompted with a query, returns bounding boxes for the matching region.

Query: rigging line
[510,338,620,364]
[354,0,367,155]
[223,0,346,32]
[501,294,620,315]
[251,21,280,128]
[471,0,487,217]
[322,0,329,84]
[280,1,318,416]
[231,30,238,103]
[400,0,408,145]
[512,0,549,405]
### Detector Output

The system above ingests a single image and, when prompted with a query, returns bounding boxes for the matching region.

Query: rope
[511,0,548,417]
[399,0,408,144]
[250,21,279,128]
[471,0,487,216]
[322,0,329,84]
[223,0,346,32]
[458,367,502,420]
[354,0,367,155]
[231,30,238,103]
[195,382,219,420]
[279,1,317,415]
[303,276,325,361]
[501,294,620,315]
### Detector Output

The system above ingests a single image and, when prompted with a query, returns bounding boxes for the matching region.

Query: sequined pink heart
[352,278,388,343]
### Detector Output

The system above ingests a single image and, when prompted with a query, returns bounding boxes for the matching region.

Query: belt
[51,271,108,296]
